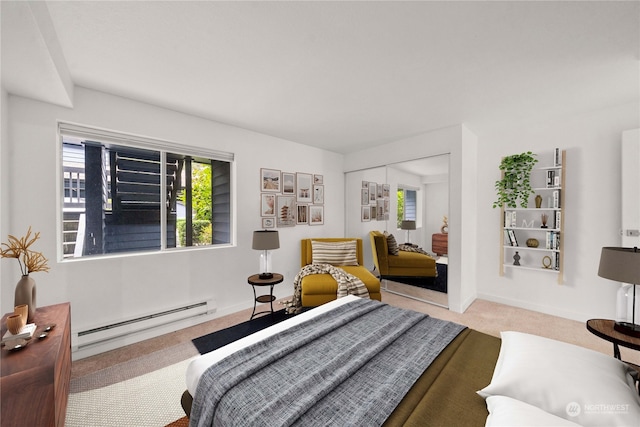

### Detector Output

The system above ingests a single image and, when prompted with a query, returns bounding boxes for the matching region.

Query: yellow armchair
[370,231,437,279]
[300,238,381,307]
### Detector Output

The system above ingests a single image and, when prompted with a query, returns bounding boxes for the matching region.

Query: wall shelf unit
[499,149,565,284]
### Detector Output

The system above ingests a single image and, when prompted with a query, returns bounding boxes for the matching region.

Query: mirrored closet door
[345,154,450,308]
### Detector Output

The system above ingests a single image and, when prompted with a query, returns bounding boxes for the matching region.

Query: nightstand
[587,319,640,394]
[586,318,640,360]
[248,273,284,320]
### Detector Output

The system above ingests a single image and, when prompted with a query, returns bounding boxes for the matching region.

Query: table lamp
[598,247,640,337]
[400,220,416,245]
[252,230,280,279]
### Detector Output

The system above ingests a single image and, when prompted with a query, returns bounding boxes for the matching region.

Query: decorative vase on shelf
[535,195,542,209]
[15,275,36,323]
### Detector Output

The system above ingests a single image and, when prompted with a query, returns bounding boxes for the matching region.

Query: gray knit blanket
[189,298,466,427]
[283,263,369,314]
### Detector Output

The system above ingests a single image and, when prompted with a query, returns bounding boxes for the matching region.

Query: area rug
[66,357,196,427]
[392,263,448,293]
[191,308,292,354]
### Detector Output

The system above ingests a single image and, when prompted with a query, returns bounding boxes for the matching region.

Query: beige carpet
[66,291,640,426]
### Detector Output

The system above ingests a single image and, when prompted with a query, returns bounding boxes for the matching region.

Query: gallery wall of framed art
[360,180,389,222]
[260,168,325,228]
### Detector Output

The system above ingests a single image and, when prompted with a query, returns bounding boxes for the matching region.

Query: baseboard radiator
[73,300,215,351]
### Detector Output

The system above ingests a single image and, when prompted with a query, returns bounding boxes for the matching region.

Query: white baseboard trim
[476,292,588,323]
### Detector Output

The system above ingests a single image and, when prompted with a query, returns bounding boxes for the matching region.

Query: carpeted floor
[66,291,640,426]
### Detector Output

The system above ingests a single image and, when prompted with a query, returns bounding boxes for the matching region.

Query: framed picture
[309,205,324,225]
[296,173,313,203]
[261,193,276,217]
[377,184,383,199]
[382,184,390,198]
[361,188,369,205]
[361,205,371,222]
[314,174,324,184]
[376,199,385,221]
[282,172,295,195]
[368,182,376,202]
[262,217,275,229]
[313,185,324,204]
[260,168,281,192]
[297,204,308,224]
[276,195,296,227]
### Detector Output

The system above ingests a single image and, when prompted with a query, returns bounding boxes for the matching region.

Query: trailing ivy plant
[493,151,538,208]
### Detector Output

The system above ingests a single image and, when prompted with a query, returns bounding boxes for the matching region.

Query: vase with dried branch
[1,227,50,322]
[541,213,549,229]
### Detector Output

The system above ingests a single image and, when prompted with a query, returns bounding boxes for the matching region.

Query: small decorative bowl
[526,238,539,248]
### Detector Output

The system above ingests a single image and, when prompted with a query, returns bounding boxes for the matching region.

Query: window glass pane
[397,188,417,228]
[62,139,162,257]
[397,189,404,228]
[173,155,214,248]
[405,190,417,221]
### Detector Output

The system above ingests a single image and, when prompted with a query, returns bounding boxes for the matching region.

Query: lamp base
[258,272,274,280]
[613,321,640,338]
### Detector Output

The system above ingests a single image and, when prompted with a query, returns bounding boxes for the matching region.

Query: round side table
[247,273,283,320]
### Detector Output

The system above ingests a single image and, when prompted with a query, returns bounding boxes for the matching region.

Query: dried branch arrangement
[0,227,50,275]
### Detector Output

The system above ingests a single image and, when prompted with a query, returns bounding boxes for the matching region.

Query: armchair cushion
[385,232,399,255]
[311,240,358,266]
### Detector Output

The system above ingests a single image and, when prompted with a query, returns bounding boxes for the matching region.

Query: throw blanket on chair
[284,263,369,314]
[189,298,466,427]
[398,244,433,256]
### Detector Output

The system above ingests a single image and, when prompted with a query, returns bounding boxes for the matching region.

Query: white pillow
[478,331,640,427]
[311,240,358,266]
[485,396,581,427]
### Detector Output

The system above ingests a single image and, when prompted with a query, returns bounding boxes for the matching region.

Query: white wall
[476,102,640,322]
[1,88,344,356]
[1,88,8,293]
[423,177,449,254]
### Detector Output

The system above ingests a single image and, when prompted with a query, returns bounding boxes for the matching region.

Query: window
[59,123,233,259]
[397,187,417,228]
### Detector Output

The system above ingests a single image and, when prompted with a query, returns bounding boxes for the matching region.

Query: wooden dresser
[432,233,448,256]
[1,303,71,427]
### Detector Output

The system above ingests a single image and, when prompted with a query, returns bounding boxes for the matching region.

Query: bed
[183,296,640,427]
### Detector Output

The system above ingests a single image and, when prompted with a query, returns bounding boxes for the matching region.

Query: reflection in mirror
[345,154,449,308]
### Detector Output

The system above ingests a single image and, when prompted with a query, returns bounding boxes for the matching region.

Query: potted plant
[493,151,538,208]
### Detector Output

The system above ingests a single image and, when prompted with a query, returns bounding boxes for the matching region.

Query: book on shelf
[555,252,560,271]
[545,231,560,250]
[504,211,517,228]
[1,323,36,343]
[554,211,561,230]
[554,148,562,167]
[508,229,518,246]
[546,170,555,188]
[552,190,561,208]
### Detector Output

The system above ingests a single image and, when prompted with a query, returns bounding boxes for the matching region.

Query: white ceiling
[2,1,639,155]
